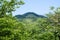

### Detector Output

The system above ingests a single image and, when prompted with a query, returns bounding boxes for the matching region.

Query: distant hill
[15,12,46,21]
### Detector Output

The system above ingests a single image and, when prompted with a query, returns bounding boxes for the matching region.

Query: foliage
[46,7,60,40]
[0,0,24,17]
[0,17,25,40]
[0,0,60,40]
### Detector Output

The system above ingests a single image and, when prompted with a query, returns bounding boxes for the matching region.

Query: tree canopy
[0,0,24,17]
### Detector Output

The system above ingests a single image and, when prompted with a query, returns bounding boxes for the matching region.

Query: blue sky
[13,0,60,16]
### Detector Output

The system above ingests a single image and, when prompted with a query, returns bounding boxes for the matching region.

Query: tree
[0,17,25,40]
[47,7,60,40]
[0,0,25,40]
[0,0,24,17]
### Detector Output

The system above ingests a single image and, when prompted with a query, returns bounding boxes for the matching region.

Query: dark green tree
[47,7,60,40]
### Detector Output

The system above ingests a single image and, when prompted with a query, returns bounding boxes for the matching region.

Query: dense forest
[0,0,59,40]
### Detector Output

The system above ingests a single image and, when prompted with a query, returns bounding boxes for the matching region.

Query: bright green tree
[0,0,24,17]
[0,17,25,40]
[0,0,25,40]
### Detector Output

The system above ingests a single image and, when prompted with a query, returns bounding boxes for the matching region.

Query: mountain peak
[22,12,45,18]
[15,12,46,20]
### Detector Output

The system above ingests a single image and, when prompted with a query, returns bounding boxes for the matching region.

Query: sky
[13,0,60,16]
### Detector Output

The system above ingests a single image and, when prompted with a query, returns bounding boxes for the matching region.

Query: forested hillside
[15,12,46,21]
[0,0,59,40]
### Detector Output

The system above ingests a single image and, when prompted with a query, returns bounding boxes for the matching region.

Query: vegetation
[0,0,59,40]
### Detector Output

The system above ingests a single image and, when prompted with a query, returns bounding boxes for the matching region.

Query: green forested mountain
[15,12,46,21]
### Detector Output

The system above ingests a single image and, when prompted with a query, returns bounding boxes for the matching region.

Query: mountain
[23,12,45,18]
[15,12,46,21]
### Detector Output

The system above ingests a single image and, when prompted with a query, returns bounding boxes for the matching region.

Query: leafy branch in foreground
[0,0,24,17]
